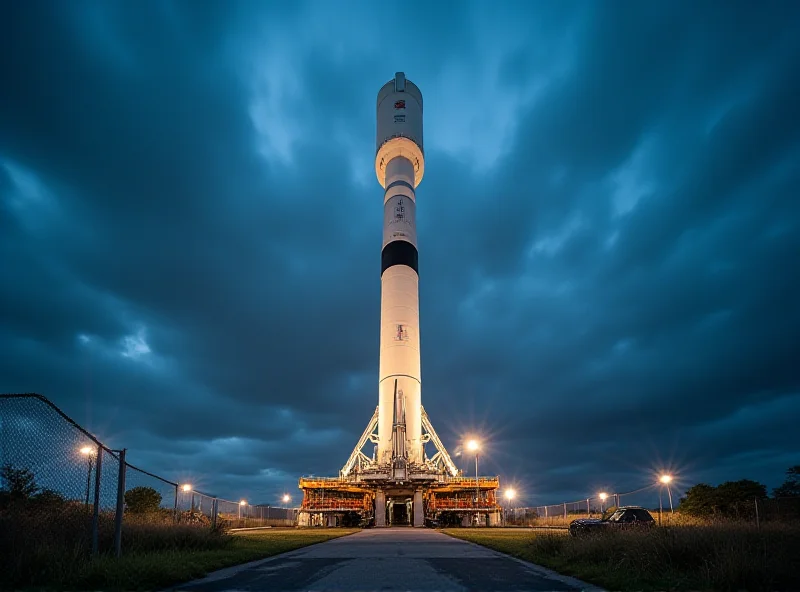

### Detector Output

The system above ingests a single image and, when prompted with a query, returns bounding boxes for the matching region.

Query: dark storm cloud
[1,0,799,504]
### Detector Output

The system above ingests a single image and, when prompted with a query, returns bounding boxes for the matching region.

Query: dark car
[569,506,655,536]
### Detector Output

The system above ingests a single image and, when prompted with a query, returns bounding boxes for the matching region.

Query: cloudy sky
[2,0,799,507]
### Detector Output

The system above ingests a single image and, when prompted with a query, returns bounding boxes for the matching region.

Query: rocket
[375,72,425,468]
[303,74,476,530]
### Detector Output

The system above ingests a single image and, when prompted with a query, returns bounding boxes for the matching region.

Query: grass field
[66,528,357,591]
[0,498,358,590]
[3,523,357,591]
[445,524,800,591]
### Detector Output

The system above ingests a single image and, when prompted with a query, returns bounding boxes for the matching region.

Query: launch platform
[298,402,501,527]
[298,73,500,527]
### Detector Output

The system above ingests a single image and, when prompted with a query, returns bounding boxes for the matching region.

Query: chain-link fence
[505,488,800,527]
[183,490,296,529]
[505,486,661,527]
[506,485,664,526]
[0,393,297,561]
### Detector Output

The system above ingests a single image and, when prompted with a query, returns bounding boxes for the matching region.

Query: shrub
[679,479,767,519]
[773,465,800,498]
[124,486,162,514]
[177,508,212,526]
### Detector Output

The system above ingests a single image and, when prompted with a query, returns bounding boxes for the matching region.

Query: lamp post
[599,492,608,515]
[79,446,95,510]
[466,439,480,524]
[659,474,673,525]
[182,484,193,513]
[504,489,515,526]
[282,494,291,524]
[239,499,246,521]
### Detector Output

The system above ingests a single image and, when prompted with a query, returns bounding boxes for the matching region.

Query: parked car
[569,506,655,536]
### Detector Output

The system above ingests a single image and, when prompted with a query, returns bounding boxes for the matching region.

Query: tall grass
[447,523,800,591]
[547,524,800,590]
[0,502,229,589]
[510,510,751,528]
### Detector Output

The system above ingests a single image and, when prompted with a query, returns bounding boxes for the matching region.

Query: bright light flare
[659,474,673,484]
[239,499,247,506]
[599,492,608,501]
[79,446,93,455]
[282,494,291,503]
[504,489,515,501]
[182,484,192,492]
[466,439,480,452]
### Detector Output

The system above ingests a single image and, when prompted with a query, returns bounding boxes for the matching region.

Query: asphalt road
[171,528,601,592]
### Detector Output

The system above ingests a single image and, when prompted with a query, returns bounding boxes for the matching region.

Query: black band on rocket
[384,180,415,195]
[381,240,418,276]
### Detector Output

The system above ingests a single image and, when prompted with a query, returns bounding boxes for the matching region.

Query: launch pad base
[298,475,501,528]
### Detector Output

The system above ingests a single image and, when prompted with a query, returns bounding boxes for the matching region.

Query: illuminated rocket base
[297,405,501,527]
[298,73,500,528]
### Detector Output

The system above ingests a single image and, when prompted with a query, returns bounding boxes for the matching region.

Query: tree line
[679,465,799,517]
[0,463,163,513]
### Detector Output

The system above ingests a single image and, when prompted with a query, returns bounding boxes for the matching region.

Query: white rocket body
[375,73,425,467]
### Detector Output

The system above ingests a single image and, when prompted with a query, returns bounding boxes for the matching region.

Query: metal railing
[445,476,500,486]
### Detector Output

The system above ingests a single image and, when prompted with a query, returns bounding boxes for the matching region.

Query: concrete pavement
[171,528,602,592]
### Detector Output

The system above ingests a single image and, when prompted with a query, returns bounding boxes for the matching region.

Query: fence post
[114,449,127,557]
[587,498,590,517]
[563,502,566,519]
[212,498,218,528]
[91,444,103,557]
[754,496,760,529]
[173,484,178,522]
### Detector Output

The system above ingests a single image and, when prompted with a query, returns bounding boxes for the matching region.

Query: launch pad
[298,476,501,527]
[298,402,501,527]
[298,73,500,527]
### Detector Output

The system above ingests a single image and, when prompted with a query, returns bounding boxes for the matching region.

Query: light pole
[504,489,515,526]
[182,484,193,513]
[659,474,673,524]
[599,492,608,515]
[80,446,95,510]
[239,499,246,521]
[466,439,480,524]
[283,494,291,508]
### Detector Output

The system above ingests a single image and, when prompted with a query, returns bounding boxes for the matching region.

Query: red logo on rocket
[394,100,405,109]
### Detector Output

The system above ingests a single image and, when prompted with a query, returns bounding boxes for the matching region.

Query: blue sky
[1,0,799,506]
